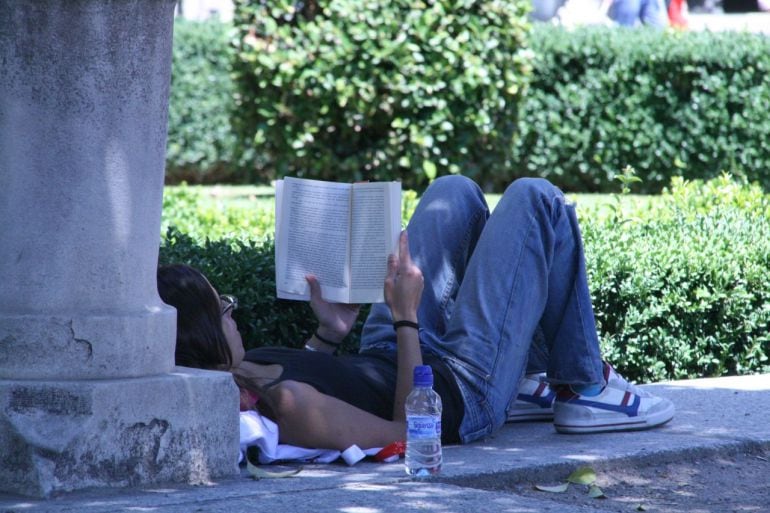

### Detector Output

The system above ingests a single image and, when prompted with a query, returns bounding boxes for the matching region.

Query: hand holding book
[305,274,361,344]
[274,177,401,303]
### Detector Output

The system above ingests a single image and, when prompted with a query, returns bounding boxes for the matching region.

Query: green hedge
[159,230,318,351]
[513,26,770,193]
[165,19,242,184]
[158,186,419,353]
[229,0,532,189]
[159,176,770,383]
[166,21,770,192]
[583,175,770,381]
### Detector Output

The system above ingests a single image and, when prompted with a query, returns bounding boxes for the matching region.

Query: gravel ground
[510,447,770,513]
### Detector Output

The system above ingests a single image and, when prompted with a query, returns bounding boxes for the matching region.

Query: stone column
[0,0,239,497]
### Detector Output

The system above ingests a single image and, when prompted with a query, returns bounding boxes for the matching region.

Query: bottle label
[407,415,441,439]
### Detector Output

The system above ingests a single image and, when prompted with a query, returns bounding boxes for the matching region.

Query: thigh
[640,0,669,26]
[609,0,643,25]
[428,178,604,441]
[360,175,489,351]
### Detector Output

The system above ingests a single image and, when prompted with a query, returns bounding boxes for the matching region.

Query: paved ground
[2,374,769,513]
[688,12,770,34]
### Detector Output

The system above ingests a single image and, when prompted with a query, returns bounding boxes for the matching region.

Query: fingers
[383,230,423,320]
[305,274,321,301]
[397,231,420,283]
[398,230,412,267]
[384,254,397,304]
[387,252,398,278]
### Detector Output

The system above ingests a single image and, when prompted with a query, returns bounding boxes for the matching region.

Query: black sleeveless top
[243,347,464,444]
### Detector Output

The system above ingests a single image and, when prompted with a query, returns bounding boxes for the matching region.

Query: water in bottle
[405,365,442,476]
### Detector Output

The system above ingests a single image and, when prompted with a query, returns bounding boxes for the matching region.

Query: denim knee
[504,177,561,201]
[424,175,487,211]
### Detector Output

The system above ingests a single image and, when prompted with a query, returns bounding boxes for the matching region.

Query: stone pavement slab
[1,374,768,513]
[688,13,770,34]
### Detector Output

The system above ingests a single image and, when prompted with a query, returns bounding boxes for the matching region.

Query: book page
[349,182,401,304]
[275,177,351,303]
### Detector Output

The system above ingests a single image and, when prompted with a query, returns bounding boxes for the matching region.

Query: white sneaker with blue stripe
[506,373,555,422]
[553,364,675,434]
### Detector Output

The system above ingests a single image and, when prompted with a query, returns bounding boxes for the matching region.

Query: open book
[275,177,401,303]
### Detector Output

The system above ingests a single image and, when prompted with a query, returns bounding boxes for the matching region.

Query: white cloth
[239,411,382,465]
[554,0,614,27]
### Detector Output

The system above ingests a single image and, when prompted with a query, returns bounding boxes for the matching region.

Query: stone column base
[0,310,177,380]
[0,368,239,498]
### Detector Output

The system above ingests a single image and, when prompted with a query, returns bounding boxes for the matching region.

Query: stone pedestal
[0,0,239,497]
[0,369,239,498]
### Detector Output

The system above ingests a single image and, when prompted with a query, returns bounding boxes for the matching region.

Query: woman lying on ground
[157,176,675,451]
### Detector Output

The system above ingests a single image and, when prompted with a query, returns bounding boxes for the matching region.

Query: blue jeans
[608,0,669,27]
[360,176,604,443]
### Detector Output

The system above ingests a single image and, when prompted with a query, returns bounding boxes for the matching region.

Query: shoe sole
[506,411,555,423]
[553,402,675,434]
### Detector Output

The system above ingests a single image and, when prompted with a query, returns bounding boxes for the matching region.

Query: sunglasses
[220,294,238,316]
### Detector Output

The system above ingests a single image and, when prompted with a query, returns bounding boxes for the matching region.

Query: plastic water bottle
[405,365,442,476]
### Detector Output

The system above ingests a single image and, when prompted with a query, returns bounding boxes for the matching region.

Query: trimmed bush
[166,19,241,184]
[161,184,276,240]
[158,186,419,351]
[514,26,770,193]
[160,177,770,383]
[159,229,324,351]
[167,21,770,192]
[582,175,770,381]
[230,0,532,190]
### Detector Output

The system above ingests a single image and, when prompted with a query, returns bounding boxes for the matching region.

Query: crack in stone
[68,320,93,361]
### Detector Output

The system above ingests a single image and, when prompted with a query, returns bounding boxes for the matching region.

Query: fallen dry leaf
[534,482,570,493]
[588,484,606,498]
[567,466,597,485]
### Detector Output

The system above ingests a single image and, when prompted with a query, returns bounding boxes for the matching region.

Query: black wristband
[393,320,419,331]
[314,330,342,347]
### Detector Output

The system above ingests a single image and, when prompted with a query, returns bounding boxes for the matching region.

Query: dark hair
[157,264,233,369]
[157,264,277,421]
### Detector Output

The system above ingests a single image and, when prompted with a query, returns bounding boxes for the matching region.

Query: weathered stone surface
[0,0,178,379]
[0,313,176,380]
[0,369,240,498]
[0,0,240,497]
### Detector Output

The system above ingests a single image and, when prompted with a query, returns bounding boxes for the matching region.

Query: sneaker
[553,365,675,434]
[603,361,643,393]
[506,373,556,422]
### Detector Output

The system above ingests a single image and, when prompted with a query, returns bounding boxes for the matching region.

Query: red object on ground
[668,0,688,28]
[374,441,406,462]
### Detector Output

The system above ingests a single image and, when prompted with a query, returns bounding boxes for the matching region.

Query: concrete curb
[2,374,768,512]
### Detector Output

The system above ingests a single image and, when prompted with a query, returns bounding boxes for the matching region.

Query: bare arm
[277,231,423,450]
[265,380,406,450]
[392,322,421,422]
[385,231,424,422]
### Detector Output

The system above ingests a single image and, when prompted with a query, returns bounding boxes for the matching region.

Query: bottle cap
[413,365,433,387]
